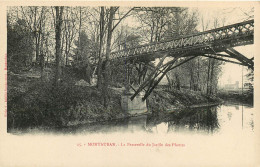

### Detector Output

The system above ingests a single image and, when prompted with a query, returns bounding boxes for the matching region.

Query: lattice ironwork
[110,19,254,60]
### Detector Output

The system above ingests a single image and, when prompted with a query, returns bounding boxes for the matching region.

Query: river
[57,102,254,135]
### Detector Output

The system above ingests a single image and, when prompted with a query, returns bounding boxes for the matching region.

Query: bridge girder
[111,19,254,61]
[116,19,254,100]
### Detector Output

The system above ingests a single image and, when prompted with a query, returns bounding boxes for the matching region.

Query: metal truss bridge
[110,19,254,101]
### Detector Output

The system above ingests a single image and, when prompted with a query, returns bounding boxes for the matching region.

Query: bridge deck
[110,19,254,61]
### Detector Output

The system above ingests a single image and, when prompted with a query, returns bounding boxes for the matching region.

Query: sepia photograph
[1,1,259,167]
[6,5,254,134]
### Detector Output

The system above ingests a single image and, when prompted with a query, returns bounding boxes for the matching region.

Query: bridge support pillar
[121,91,147,115]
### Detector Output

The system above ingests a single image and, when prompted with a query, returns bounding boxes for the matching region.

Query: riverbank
[8,71,222,131]
[217,90,253,106]
[147,88,222,115]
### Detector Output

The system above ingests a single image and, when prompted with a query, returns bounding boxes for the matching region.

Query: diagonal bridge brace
[141,56,196,101]
[225,47,254,70]
[130,53,169,100]
[138,61,172,86]
[202,54,244,66]
[130,52,194,101]
[142,57,179,100]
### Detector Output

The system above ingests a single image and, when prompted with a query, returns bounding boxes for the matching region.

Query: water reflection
[56,103,254,135]
[217,104,254,134]
[127,115,147,132]
[145,104,254,135]
[147,106,220,135]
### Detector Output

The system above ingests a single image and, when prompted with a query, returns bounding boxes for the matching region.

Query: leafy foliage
[7,18,34,72]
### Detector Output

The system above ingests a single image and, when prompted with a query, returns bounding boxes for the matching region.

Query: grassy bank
[217,90,253,106]
[147,88,221,115]
[8,70,222,131]
[8,73,124,131]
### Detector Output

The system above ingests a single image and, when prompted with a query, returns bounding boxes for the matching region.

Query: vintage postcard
[0,1,259,167]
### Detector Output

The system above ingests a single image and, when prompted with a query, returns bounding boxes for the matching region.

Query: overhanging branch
[111,7,135,32]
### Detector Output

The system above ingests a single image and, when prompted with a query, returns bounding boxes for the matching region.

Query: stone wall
[121,92,147,115]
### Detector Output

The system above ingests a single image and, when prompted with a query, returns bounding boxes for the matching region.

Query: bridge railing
[110,19,254,60]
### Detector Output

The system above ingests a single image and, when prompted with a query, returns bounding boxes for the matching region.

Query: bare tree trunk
[190,66,194,90]
[97,7,105,90]
[78,7,82,62]
[34,7,40,63]
[39,19,45,80]
[209,58,215,95]
[35,37,40,63]
[206,57,211,95]
[197,57,200,91]
[55,6,64,86]
[102,7,115,108]
[175,73,180,90]
[65,7,69,66]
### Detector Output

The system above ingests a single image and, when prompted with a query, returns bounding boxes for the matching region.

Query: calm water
[56,102,254,135]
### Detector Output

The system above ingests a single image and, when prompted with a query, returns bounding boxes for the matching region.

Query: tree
[54,6,64,86]
[101,7,117,107]
[95,7,135,107]
[63,7,78,66]
[135,7,198,43]
[7,17,34,72]
[73,30,94,83]
[20,7,48,63]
